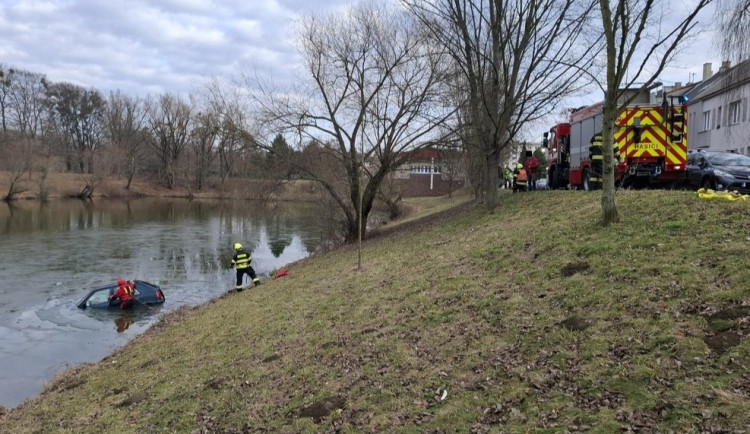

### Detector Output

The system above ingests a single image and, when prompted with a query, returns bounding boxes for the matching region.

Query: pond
[0,198,338,408]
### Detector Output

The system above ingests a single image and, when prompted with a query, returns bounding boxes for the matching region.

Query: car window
[707,153,750,167]
[86,288,111,306]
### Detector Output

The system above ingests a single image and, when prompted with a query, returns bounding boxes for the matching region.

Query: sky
[0,0,726,101]
[0,0,350,96]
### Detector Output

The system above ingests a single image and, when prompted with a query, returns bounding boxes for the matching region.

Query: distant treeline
[0,64,308,196]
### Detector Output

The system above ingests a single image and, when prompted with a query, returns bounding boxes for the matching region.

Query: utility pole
[430,156,434,191]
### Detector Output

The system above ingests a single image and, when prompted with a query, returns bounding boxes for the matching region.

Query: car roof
[689,149,739,155]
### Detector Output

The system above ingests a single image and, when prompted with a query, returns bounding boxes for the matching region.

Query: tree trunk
[125,153,136,189]
[485,152,499,210]
[600,92,619,224]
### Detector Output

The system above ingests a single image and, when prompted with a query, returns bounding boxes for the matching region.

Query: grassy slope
[2,190,750,433]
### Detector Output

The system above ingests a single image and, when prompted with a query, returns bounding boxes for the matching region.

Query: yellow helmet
[234,243,242,250]
[517,163,524,169]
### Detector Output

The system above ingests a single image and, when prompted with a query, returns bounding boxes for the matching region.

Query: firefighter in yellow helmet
[513,162,528,192]
[231,242,260,292]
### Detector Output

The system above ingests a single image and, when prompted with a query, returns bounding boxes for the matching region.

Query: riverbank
[2,189,750,432]
[0,171,321,202]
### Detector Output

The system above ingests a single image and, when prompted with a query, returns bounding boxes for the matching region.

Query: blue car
[76,280,166,309]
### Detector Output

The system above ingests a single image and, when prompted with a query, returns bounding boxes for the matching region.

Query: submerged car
[76,280,166,309]
[685,150,750,193]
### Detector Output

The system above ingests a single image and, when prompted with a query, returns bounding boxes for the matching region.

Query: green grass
[2,189,750,432]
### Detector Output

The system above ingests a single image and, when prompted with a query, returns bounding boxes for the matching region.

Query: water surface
[0,198,336,408]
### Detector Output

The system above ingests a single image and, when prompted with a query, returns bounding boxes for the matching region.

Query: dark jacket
[232,249,252,270]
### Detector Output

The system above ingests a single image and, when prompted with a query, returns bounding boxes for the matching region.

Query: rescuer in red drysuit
[109,279,135,309]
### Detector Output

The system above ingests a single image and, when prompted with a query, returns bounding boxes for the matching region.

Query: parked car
[685,150,750,193]
[76,280,166,309]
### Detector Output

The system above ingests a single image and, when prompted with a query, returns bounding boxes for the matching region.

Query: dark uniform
[231,243,260,291]
[588,132,604,189]
[589,132,620,189]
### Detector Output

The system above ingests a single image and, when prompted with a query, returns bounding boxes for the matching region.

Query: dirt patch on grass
[560,261,590,277]
[298,395,347,422]
[262,354,281,363]
[558,316,593,331]
[117,392,148,408]
[367,200,475,240]
[704,330,743,353]
[707,307,750,321]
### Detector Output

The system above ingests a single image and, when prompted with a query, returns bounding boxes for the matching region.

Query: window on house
[730,100,741,125]
[717,106,722,129]
[409,163,441,174]
[703,111,711,131]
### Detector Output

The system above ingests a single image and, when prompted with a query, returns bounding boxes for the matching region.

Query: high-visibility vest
[590,133,618,161]
[232,250,252,269]
[517,169,528,182]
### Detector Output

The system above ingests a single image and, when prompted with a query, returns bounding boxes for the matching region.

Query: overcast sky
[0,0,724,101]
[0,0,350,96]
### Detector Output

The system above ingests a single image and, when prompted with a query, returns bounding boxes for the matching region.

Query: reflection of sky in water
[0,198,335,408]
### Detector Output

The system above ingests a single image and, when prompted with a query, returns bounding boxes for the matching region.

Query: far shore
[0,172,322,202]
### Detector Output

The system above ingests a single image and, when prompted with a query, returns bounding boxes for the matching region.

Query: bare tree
[405,0,599,210]
[250,1,456,242]
[0,65,10,132]
[0,132,33,201]
[717,0,750,62]
[148,93,193,189]
[6,69,47,139]
[597,0,713,224]
[105,91,149,189]
[190,109,220,190]
[197,78,250,185]
[43,81,106,174]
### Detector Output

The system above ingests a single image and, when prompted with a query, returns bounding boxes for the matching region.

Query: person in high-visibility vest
[503,167,513,189]
[588,132,620,189]
[513,163,528,192]
[231,242,260,292]
[589,132,603,189]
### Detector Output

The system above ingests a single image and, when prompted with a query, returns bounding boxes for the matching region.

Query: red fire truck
[542,90,688,190]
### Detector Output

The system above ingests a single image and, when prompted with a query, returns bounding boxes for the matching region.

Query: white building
[685,60,750,155]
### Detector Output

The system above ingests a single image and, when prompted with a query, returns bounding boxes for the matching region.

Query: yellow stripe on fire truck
[615,107,687,166]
